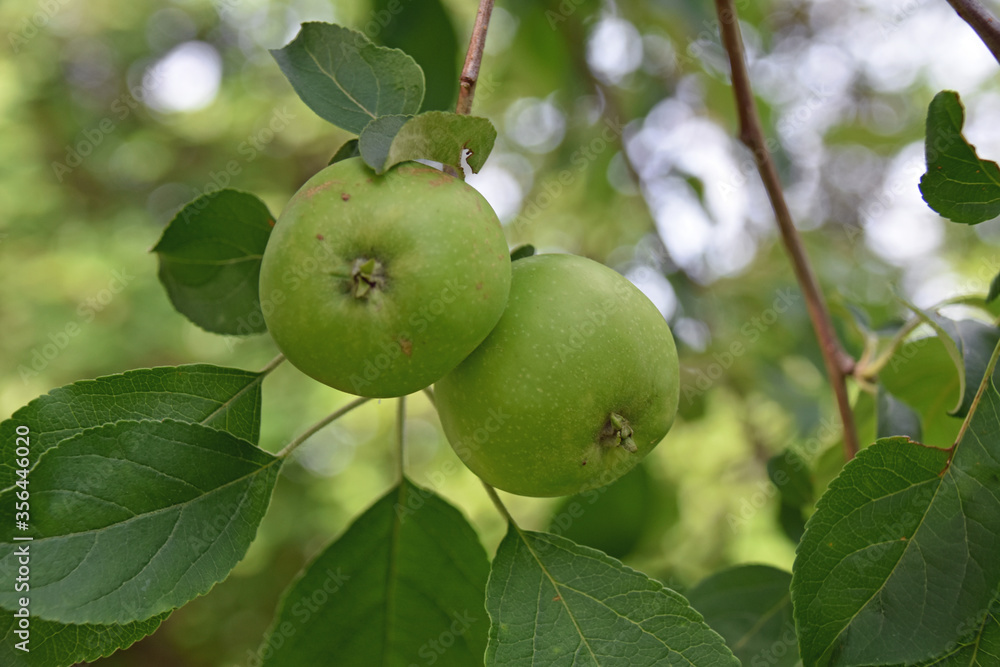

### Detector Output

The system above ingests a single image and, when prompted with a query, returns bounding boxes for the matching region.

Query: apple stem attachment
[600,412,637,453]
[350,257,385,299]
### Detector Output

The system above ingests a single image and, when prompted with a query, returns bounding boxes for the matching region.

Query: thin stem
[481,481,515,525]
[945,0,1000,66]
[858,317,923,380]
[422,386,436,408]
[455,0,496,115]
[258,353,285,375]
[201,353,286,427]
[396,396,406,482]
[853,330,879,380]
[714,0,859,460]
[277,397,370,458]
[862,290,1000,378]
[952,337,1000,448]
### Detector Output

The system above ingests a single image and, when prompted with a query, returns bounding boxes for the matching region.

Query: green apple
[434,254,679,497]
[259,158,511,398]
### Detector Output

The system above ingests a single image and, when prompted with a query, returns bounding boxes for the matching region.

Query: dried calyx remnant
[600,412,637,452]
[350,257,385,299]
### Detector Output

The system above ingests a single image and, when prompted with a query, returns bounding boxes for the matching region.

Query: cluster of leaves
[5,9,1000,666]
[775,90,1000,666]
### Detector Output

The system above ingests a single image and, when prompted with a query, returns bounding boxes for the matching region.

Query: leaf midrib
[514,528,598,665]
[733,591,791,652]
[308,48,376,121]
[161,255,263,266]
[0,368,262,487]
[381,481,406,667]
[200,372,264,432]
[515,530,706,666]
[2,455,280,545]
[815,466,950,662]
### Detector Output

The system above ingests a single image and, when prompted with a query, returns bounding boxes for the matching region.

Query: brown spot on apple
[296,180,336,201]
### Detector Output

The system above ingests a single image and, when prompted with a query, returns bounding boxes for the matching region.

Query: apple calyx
[600,412,637,452]
[350,257,385,299]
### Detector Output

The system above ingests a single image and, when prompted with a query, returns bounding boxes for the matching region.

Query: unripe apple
[259,158,511,397]
[434,253,680,497]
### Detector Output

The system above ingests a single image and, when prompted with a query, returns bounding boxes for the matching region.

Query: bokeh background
[2,0,999,664]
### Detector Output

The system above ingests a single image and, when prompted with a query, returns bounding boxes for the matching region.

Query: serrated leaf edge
[0,418,281,624]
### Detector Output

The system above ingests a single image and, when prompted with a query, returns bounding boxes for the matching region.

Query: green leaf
[686,565,799,667]
[372,0,458,112]
[357,114,411,171]
[0,364,265,492]
[329,138,361,165]
[0,610,169,667]
[0,366,266,663]
[768,449,814,508]
[778,502,807,545]
[876,385,922,441]
[270,22,424,134]
[896,305,1000,418]
[0,419,281,624]
[931,316,1000,418]
[989,271,1000,305]
[486,528,740,666]
[358,111,497,174]
[153,190,274,335]
[878,333,961,448]
[510,244,536,262]
[910,596,1000,665]
[259,478,489,667]
[919,91,1000,225]
[770,450,812,545]
[792,376,1000,667]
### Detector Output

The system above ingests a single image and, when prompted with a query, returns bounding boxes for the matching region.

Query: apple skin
[434,254,680,497]
[259,158,511,398]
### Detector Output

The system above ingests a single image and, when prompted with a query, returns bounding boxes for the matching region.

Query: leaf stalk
[482,481,516,525]
[277,396,371,458]
[952,337,1000,449]
[396,396,406,481]
[259,353,286,375]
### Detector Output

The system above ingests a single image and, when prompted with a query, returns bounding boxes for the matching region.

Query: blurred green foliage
[2,0,999,664]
